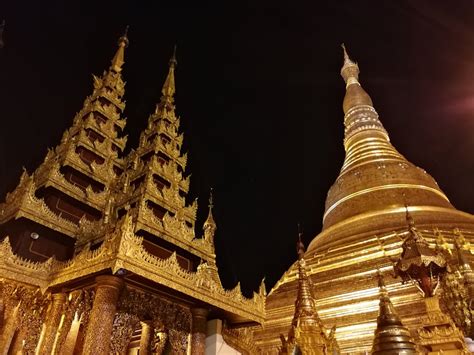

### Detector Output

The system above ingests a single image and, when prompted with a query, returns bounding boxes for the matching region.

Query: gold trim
[323,184,450,222]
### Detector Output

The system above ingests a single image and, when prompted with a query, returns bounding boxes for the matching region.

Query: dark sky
[1,1,474,295]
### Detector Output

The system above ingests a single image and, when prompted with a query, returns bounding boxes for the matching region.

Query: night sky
[1,1,474,295]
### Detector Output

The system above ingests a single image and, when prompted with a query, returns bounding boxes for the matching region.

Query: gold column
[38,292,67,354]
[139,321,153,355]
[0,301,20,355]
[82,275,124,354]
[190,308,208,355]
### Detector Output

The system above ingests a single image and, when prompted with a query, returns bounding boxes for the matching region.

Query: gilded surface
[83,275,124,354]
[255,46,474,353]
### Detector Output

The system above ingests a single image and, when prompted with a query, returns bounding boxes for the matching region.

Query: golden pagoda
[2,28,474,354]
[0,31,264,354]
[254,45,474,353]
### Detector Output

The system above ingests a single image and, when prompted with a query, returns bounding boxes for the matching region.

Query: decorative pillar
[37,292,67,354]
[82,275,124,354]
[139,321,153,355]
[0,301,20,355]
[190,307,209,355]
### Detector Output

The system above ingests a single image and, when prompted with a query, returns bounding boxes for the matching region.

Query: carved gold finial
[372,271,417,354]
[160,46,177,103]
[110,26,129,73]
[203,188,217,240]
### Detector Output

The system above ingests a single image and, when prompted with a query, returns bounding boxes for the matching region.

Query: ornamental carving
[222,323,259,355]
[0,174,79,238]
[110,312,140,354]
[0,212,265,323]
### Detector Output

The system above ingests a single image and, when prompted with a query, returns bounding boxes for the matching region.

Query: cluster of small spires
[288,199,474,353]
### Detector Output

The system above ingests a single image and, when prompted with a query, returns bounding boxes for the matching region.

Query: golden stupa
[1,28,474,353]
[253,46,474,353]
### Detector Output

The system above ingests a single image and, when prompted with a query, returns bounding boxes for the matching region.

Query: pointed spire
[321,44,450,231]
[340,44,360,87]
[110,26,129,73]
[161,46,177,102]
[339,44,373,113]
[372,271,417,354]
[286,235,330,351]
[204,188,217,231]
[203,188,217,243]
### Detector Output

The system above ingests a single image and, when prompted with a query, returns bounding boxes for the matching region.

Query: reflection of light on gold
[335,322,377,340]
[60,311,81,353]
[324,184,450,221]
[50,313,66,353]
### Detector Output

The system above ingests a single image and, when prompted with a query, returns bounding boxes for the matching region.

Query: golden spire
[160,46,177,103]
[340,44,373,113]
[316,44,452,232]
[110,26,129,73]
[203,188,217,235]
[372,272,417,354]
[282,235,337,353]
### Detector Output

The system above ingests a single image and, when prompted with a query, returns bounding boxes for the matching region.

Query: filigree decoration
[110,312,140,354]
[34,160,108,210]
[441,268,470,335]
[417,296,469,353]
[222,323,259,354]
[161,186,185,208]
[50,289,94,354]
[168,329,188,354]
[0,175,79,238]
[12,286,51,353]
[162,212,195,242]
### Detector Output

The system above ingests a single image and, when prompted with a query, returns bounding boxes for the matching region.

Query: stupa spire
[340,44,361,88]
[339,44,390,160]
[110,26,129,73]
[317,45,452,231]
[371,272,417,354]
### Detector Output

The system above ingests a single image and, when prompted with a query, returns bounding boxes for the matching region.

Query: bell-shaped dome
[321,46,452,231]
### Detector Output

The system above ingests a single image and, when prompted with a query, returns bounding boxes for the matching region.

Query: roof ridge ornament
[110,26,129,73]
